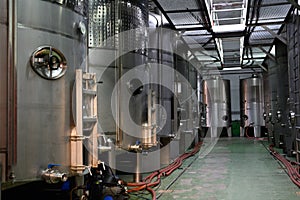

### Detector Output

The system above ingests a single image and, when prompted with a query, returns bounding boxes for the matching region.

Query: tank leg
[254,126,261,138]
[194,128,200,144]
[227,127,232,137]
[210,127,218,138]
[161,137,171,165]
[240,127,245,137]
[134,153,142,183]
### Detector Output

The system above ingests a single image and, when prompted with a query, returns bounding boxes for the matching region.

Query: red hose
[146,186,156,199]
[125,141,203,200]
[269,144,300,187]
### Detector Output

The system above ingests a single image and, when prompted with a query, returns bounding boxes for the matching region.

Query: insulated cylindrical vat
[203,78,231,128]
[240,75,265,137]
[148,27,176,138]
[174,42,200,151]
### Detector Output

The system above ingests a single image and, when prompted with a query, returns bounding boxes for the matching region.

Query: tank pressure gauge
[30,46,67,80]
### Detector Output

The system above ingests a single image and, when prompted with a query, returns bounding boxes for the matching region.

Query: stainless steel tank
[0,0,88,184]
[89,0,162,177]
[148,22,188,165]
[240,75,265,137]
[89,0,152,149]
[174,42,200,154]
[263,59,277,142]
[263,68,272,141]
[148,28,175,139]
[203,77,231,137]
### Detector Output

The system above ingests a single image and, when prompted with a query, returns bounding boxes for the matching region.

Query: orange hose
[125,141,203,200]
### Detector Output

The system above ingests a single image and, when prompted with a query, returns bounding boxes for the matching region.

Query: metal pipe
[116,0,123,147]
[41,168,68,184]
[7,0,17,168]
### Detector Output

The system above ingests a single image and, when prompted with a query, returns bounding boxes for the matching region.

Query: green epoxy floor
[129,138,300,200]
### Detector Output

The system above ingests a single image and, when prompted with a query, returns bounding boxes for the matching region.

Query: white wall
[222,73,252,121]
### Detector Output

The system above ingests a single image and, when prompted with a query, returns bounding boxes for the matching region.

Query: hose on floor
[125,141,203,200]
[269,144,300,187]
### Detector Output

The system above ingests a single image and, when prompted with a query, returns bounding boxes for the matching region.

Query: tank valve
[289,111,296,126]
[268,112,272,121]
[41,164,68,184]
[9,172,16,183]
[242,114,248,121]
[263,112,267,121]
[276,110,282,122]
[128,144,142,152]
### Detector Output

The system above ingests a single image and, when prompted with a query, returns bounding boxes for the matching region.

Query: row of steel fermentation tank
[262,15,300,159]
[0,0,266,199]
[0,0,201,198]
[201,75,265,138]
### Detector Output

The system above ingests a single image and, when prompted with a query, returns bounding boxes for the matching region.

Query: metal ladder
[211,0,246,27]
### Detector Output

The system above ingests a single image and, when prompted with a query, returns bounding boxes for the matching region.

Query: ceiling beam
[173,23,203,27]
[151,0,176,29]
[175,26,210,31]
[261,25,287,44]
[257,63,268,72]
[257,46,276,61]
[250,2,292,8]
[165,9,204,13]
[245,44,272,47]
[247,20,287,26]
[195,0,212,31]
[243,56,266,60]
[287,0,300,10]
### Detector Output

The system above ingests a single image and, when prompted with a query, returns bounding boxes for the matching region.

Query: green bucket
[231,120,240,137]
